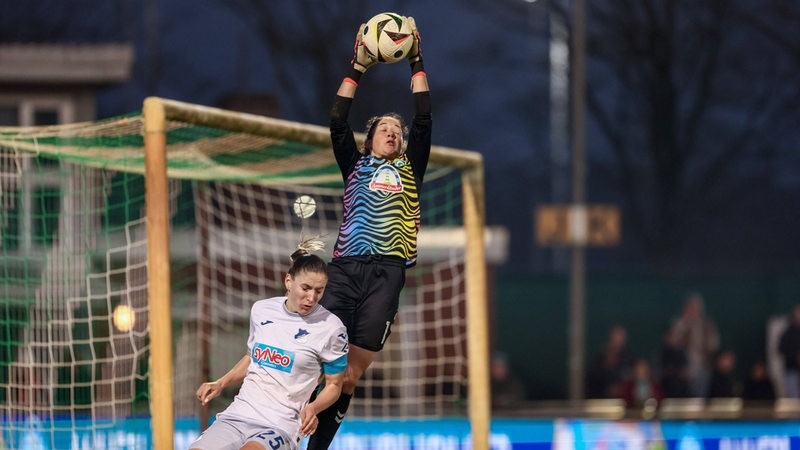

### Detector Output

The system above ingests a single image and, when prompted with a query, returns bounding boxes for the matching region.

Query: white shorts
[189,415,295,450]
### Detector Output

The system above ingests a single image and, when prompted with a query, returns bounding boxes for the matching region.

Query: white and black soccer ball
[293,195,317,219]
[362,12,414,64]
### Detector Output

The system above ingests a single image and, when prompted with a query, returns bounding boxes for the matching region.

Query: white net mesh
[0,151,154,447]
[175,176,470,420]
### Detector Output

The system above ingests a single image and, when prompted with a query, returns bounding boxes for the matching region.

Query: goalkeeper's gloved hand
[351,23,377,73]
[406,16,422,64]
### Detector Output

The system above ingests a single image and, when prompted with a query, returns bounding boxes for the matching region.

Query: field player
[189,239,349,450]
[307,16,431,450]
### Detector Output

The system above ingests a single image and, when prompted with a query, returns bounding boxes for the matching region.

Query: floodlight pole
[549,1,572,272]
[568,0,587,403]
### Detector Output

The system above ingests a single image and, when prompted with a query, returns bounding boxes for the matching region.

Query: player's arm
[331,23,376,173]
[406,17,428,94]
[336,22,377,99]
[195,354,249,406]
[299,370,345,437]
[405,16,432,179]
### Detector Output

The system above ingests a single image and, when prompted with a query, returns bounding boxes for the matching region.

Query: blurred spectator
[490,352,527,409]
[707,350,740,398]
[669,291,720,397]
[778,305,800,398]
[742,361,776,403]
[659,328,691,398]
[585,325,634,399]
[620,358,664,409]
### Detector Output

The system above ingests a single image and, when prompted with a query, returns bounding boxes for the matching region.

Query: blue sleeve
[322,354,347,375]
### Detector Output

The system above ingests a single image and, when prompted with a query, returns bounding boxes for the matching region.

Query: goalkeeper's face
[284,270,328,316]
[369,117,404,160]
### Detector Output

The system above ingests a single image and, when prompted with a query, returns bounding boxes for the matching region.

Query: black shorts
[320,255,407,352]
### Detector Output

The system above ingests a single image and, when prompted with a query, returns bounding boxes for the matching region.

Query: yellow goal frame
[142,96,490,450]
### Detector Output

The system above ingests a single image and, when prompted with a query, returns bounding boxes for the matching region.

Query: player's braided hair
[288,236,327,276]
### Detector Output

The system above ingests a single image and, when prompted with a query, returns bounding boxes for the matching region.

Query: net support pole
[143,97,175,450]
[463,165,490,450]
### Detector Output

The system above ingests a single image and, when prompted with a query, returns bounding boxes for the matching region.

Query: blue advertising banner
[3,416,800,450]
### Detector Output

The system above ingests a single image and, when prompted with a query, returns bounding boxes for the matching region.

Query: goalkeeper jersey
[334,153,421,264]
[218,297,348,444]
[330,93,432,267]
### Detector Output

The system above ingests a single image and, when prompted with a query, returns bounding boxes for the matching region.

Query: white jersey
[218,296,348,444]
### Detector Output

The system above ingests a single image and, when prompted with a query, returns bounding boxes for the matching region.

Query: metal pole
[550,1,571,272]
[568,0,587,403]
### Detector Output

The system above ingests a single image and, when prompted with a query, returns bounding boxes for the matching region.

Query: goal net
[0,97,488,449]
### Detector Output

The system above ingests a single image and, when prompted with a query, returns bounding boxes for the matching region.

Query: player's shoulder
[251,296,285,312]
[319,309,347,343]
[312,304,345,328]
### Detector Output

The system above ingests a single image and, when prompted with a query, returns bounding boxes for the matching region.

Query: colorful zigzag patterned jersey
[333,154,420,266]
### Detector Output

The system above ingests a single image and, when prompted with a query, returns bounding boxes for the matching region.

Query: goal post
[143,96,491,450]
[142,98,175,450]
[0,96,490,450]
[463,167,490,450]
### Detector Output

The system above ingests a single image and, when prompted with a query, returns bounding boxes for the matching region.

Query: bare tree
[585,0,800,269]
[218,1,373,122]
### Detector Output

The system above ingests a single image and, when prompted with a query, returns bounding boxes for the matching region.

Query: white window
[0,95,76,252]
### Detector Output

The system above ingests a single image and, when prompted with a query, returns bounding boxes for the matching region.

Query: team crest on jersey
[294,329,310,343]
[369,164,403,193]
[252,343,295,373]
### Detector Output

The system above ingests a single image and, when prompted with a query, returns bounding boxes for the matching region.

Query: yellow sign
[536,204,620,246]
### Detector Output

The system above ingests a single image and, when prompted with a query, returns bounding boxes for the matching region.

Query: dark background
[3,0,799,399]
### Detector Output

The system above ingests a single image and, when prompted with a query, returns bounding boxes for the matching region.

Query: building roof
[0,43,134,85]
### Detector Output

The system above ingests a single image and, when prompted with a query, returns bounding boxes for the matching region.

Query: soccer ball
[362,12,414,64]
[293,195,316,219]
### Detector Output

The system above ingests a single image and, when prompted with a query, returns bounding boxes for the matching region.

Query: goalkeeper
[307,16,431,450]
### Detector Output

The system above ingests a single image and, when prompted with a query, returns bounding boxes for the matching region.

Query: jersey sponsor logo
[369,164,403,193]
[260,320,273,326]
[252,343,294,373]
[294,329,310,343]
